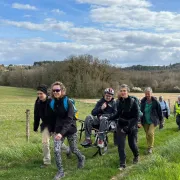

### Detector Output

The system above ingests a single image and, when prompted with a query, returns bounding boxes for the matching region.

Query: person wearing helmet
[81,88,117,148]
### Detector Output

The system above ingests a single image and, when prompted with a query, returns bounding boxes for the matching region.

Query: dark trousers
[176,115,180,128]
[116,127,139,167]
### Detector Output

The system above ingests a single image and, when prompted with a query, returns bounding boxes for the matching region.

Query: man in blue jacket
[81,88,116,148]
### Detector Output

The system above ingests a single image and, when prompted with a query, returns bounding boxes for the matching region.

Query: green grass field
[0,86,180,180]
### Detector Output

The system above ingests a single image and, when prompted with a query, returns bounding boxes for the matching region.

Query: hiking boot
[133,156,139,164]
[97,139,104,148]
[81,139,92,147]
[147,148,153,154]
[66,147,72,158]
[78,155,85,169]
[53,171,65,180]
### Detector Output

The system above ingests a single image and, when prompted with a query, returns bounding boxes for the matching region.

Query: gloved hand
[121,126,129,134]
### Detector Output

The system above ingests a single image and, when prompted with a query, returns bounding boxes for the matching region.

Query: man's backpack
[129,96,143,119]
[50,96,78,119]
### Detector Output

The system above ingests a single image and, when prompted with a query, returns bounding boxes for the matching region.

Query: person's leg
[99,117,109,140]
[143,124,150,149]
[81,115,99,146]
[176,115,180,130]
[146,124,156,153]
[61,142,71,158]
[67,133,85,168]
[128,128,139,163]
[53,137,65,179]
[42,127,51,165]
[116,128,126,169]
[113,131,117,146]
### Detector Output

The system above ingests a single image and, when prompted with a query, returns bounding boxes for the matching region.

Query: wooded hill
[0,55,180,97]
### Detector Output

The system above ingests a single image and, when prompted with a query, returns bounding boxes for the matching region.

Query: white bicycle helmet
[104,88,114,95]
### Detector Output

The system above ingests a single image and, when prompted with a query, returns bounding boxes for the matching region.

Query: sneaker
[118,166,125,171]
[81,139,92,147]
[147,148,153,154]
[53,171,65,180]
[78,155,85,169]
[66,147,72,158]
[133,156,139,164]
[97,139,104,148]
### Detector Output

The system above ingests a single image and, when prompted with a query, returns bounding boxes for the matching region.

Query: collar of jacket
[141,96,157,103]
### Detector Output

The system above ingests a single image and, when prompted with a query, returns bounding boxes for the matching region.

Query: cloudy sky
[0,0,180,66]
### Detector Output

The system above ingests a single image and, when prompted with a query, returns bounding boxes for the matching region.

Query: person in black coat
[109,84,139,170]
[50,81,85,180]
[34,84,71,168]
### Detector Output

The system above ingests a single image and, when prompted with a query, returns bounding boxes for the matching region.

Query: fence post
[168,99,171,112]
[25,109,30,142]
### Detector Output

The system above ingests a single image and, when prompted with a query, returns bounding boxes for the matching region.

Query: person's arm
[91,100,103,116]
[34,100,40,132]
[165,101,170,116]
[58,100,74,136]
[157,101,163,123]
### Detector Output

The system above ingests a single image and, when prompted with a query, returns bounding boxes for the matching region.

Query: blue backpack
[50,96,78,119]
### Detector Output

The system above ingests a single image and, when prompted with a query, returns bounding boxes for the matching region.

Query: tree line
[0,55,180,98]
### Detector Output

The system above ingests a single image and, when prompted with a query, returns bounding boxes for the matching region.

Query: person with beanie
[34,84,71,168]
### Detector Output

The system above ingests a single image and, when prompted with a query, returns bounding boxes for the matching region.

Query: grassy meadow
[0,86,180,180]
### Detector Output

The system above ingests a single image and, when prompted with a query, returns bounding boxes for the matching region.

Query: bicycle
[78,118,117,157]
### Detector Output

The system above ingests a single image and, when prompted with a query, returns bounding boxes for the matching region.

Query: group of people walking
[34,81,179,179]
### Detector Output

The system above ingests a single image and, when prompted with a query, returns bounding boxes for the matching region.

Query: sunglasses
[52,89,61,93]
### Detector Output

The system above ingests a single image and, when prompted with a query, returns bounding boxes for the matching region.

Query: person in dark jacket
[141,87,163,154]
[109,84,139,170]
[50,81,85,180]
[34,84,71,168]
[81,88,116,148]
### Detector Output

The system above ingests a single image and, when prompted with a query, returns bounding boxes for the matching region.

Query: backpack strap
[63,96,68,111]
[50,99,55,111]
[164,100,167,109]
[129,97,135,111]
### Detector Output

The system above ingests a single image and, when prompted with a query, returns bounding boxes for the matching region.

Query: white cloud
[1,0,180,66]
[1,19,73,31]
[76,0,180,31]
[76,0,151,7]
[1,30,180,66]
[90,6,180,30]
[12,3,38,10]
[51,9,65,15]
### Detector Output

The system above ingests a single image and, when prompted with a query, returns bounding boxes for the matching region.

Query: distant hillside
[123,63,180,71]
[1,55,180,96]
